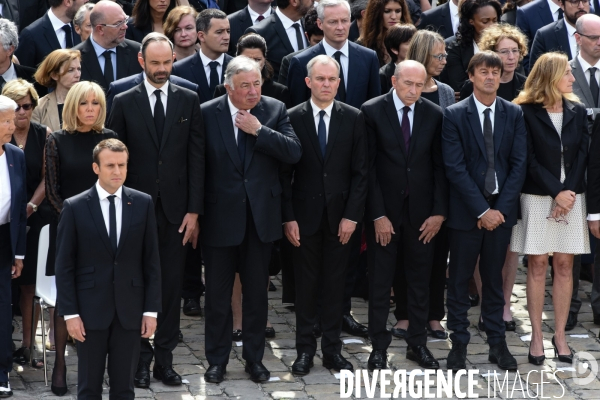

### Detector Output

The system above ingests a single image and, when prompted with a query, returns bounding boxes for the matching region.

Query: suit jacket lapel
[246,101,265,170]
[191,53,212,100]
[133,84,160,149]
[160,84,180,150]
[116,187,133,258]
[5,148,16,213]
[557,20,572,58]
[273,13,295,53]
[301,101,324,163]
[324,101,343,165]
[443,3,453,37]
[562,99,576,130]
[115,42,129,80]
[346,43,359,105]
[81,40,108,88]
[216,97,244,174]
[572,58,595,106]
[42,14,61,51]
[534,103,558,132]
[383,92,408,156]
[467,96,487,159]
[408,99,424,161]
[86,187,114,257]
[493,100,506,157]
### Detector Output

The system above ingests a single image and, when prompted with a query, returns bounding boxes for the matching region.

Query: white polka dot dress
[510,112,590,255]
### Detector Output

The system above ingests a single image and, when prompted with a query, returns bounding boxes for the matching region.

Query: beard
[148,70,171,85]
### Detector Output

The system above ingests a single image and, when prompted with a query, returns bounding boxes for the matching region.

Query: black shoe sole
[133,381,150,389]
[183,309,202,316]
[367,363,385,372]
[406,353,439,369]
[152,371,182,386]
[244,366,270,382]
[323,362,353,372]
[488,355,517,371]
[204,374,225,383]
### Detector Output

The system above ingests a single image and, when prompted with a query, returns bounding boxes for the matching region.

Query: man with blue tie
[0,96,26,398]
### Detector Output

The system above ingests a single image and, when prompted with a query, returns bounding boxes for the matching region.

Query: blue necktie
[318,110,327,157]
[237,120,247,165]
[107,195,117,253]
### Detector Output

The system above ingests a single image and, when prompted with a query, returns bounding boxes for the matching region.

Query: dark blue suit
[442,95,527,346]
[529,19,573,72]
[286,41,381,109]
[0,144,26,383]
[516,0,555,70]
[171,52,233,104]
[106,72,200,116]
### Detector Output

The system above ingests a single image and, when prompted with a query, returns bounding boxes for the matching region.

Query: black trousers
[202,209,272,365]
[181,245,205,300]
[394,224,448,322]
[280,237,296,304]
[294,211,351,357]
[342,223,363,314]
[77,315,140,400]
[367,203,434,349]
[0,224,12,383]
[140,199,187,367]
[446,225,510,346]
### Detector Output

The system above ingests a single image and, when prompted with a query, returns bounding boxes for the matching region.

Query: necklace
[13,133,27,149]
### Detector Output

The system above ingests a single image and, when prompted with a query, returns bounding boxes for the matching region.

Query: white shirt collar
[48,8,67,32]
[392,89,416,113]
[578,54,600,71]
[566,20,577,35]
[322,39,349,58]
[449,0,459,16]
[90,34,116,54]
[548,0,562,16]
[248,5,270,22]
[96,180,123,201]
[228,96,249,116]
[472,94,496,116]
[276,7,300,29]
[199,50,225,66]
[144,79,169,98]
[1,63,16,81]
[310,99,334,118]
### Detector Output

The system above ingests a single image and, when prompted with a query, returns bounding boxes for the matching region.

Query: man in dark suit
[0,19,39,92]
[417,0,458,39]
[72,1,142,92]
[219,0,248,14]
[442,51,527,371]
[360,60,447,371]
[245,0,314,81]
[55,139,161,399]
[227,0,274,56]
[172,9,233,104]
[0,96,26,398]
[529,0,588,70]
[15,0,84,68]
[17,0,49,33]
[200,56,301,384]
[107,33,203,388]
[282,55,367,376]
[517,0,563,70]
[287,0,380,115]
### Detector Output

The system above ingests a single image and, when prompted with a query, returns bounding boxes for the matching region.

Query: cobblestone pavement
[8,263,600,399]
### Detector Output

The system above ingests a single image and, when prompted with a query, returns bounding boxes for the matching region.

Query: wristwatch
[254,125,262,136]
[28,202,38,212]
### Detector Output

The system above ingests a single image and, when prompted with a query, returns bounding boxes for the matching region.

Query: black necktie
[107,195,117,253]
[292,22,304,51]
[257,15,265,22]
[318,110,327,157]
[103,50,114,85]
[154,90,165,145]
[62,24,73,48]
[590,67,599,108]
[333,51,346,102]
[558,8,564,20]
[483,108,496,196]
[401,106,411,152]
[237,120,247,165]
[209,61,220,97]
[0,76,5,91]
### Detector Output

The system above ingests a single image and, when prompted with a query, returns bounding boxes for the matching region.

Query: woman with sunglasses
[512,52,589,365]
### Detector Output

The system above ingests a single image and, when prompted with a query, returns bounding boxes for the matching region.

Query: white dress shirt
[392,89,415,134]
[0,152,11,226]
[47,8,70,49]
[577,54,600,85]
[248,6,272,25]
[473,95,499,217]
[228,96,248,144]
[310,99,334,141]
[449,0,460,36]
[90,34,118,82]
[565,21,578,60]
[1,63,16,83]
[275,7,308,52]
[548,0,562,21]
[65,181,157,320]
[144,79,169,116]
[199,50,225,87]
[322,39,349,90]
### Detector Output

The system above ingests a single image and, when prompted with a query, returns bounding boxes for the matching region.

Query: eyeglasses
[578,32,600,41]
[496,49,521,56]
[431,53,448,61]
[15,103,34,112]
[565,0,590,5]
[98,15,129,29]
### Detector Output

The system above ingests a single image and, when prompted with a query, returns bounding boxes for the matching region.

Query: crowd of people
[2,0,600,397]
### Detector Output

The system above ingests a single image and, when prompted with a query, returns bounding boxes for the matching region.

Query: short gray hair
[0,19,18,51]
[394,59,427,80]
[140,32,174,59]
[74,3,95,28]
[307,55,340,78]
[224,56,262,89]
[316,0,351,20]
[0,95,17,113]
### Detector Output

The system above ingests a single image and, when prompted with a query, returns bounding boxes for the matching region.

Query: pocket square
[178,117,188,123]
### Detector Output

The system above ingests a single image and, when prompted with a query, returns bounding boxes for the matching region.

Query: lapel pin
[178,117,188,123]
[9,164,13,167]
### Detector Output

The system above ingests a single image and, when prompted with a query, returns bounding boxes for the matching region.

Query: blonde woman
[45,82,117,396]
[512,52,589,365]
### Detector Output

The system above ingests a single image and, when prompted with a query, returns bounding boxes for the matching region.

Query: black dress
[421,90,440,105]
[45,128,118,276]
[9,122,51,285]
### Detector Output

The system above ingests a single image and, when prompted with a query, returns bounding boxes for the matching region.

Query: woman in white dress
[512,52,589,365]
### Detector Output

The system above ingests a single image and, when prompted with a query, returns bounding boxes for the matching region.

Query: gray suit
[571,57,600,126]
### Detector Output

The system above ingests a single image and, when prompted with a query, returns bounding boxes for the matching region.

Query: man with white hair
[0,19,37,92]
[198,55,302,384]
[361,60,447,371]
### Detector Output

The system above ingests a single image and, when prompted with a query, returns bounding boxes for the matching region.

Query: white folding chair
[29,224,56,386]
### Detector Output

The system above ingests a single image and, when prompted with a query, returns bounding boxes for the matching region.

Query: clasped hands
[65,315,157,342]
[552,190,575,219]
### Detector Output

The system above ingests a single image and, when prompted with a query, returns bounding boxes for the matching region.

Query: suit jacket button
[156,179,160,183]
[242,199,246,202]
[158,161,162,165]
[244,179,248,182]
[401,190,405,194]
[407,168,411,172]
[566,163,570,167]
[564,146,568,151]
[481,171,485,175]
[323,173,327,177]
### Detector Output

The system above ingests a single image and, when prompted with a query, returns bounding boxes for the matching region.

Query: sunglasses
[16,103,34,112]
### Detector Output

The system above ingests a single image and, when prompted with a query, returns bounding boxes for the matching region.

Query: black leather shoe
[594,314,600,325]
[313,322,322,338]
[342,314,369,338]
[265,327,276,338]
[447,342,467,371]
[323,353,353,371]
[504,320,516,331]
[469,294,479,307]
[204,365,226,383]
[565,311,578,331]
[406,345,440,369]
[269,281,277,291]
[0,382,12,398]
[427,324,448,339]
[178,330,183,342]
[232,329,243,341]
[183,298,202,316]
[134,361,150,388]
[528,347,545,366]
[477,315,486,331]
[153,365,182,386]
[367,349,387,371]
[391,327,407,339]
[292,353,314,375]
[489,341,517,370]
[245,361,270,382]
